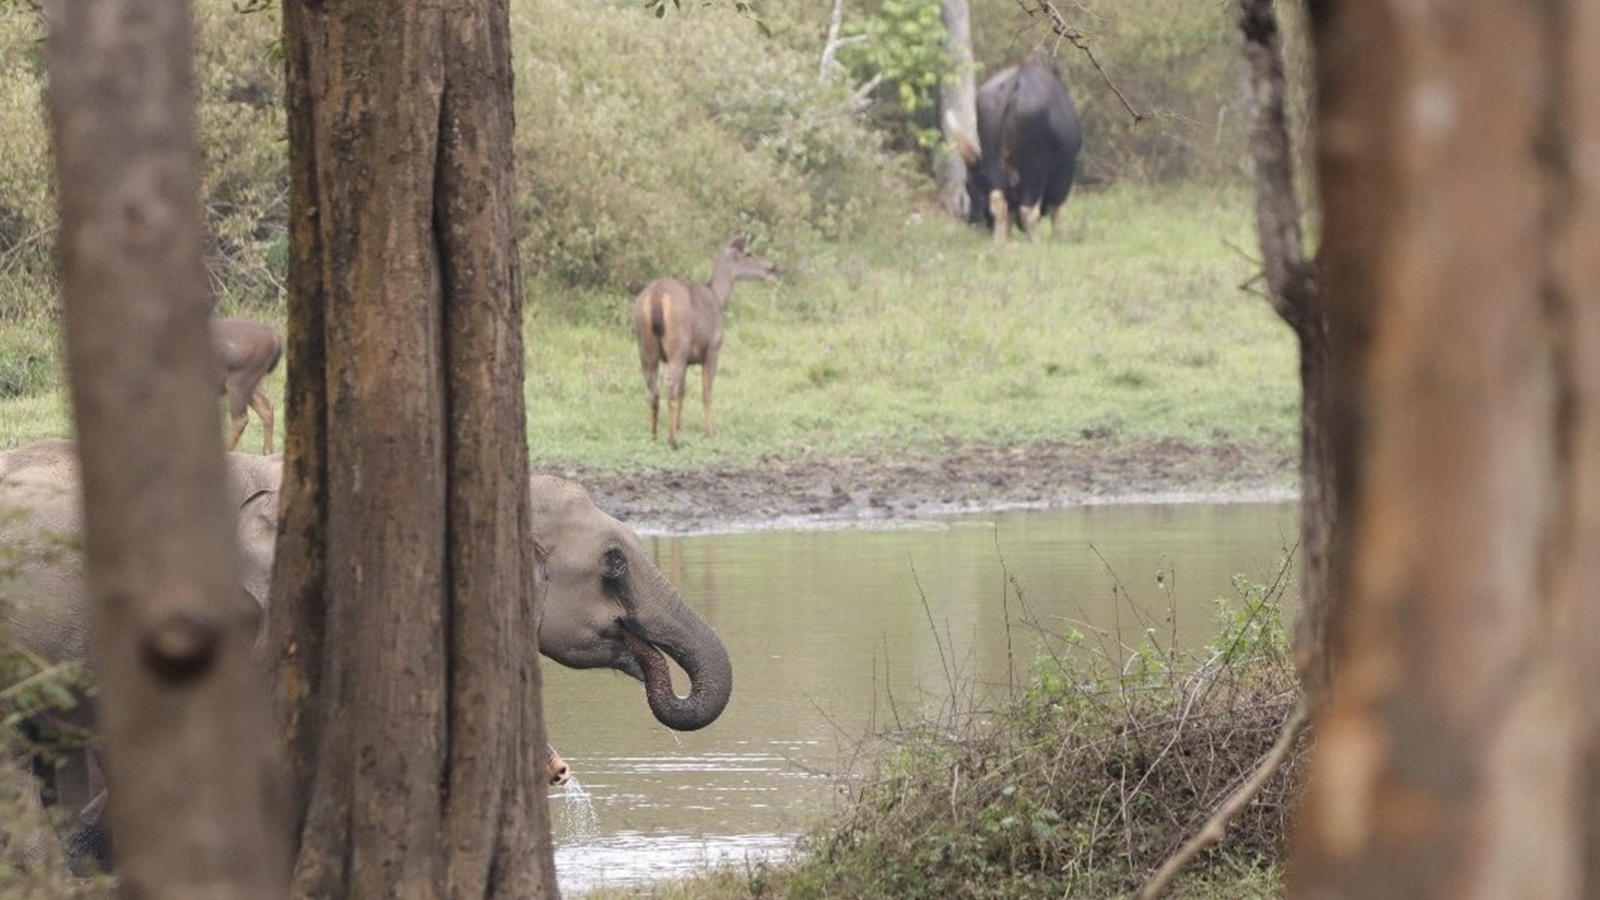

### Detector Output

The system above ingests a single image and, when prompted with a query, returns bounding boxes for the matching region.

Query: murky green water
[544,499,1298,895]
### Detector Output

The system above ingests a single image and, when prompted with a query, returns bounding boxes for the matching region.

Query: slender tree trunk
[267,0,555,896]
[1234,0,1335,706]
[1292,1,1600,895]
[46,0,289,895]
[937,0,976,217]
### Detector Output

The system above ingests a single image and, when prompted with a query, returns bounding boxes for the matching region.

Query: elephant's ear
[237,487,278,610]
[226,453,282,512]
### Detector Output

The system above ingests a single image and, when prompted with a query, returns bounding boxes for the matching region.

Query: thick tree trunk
[45,0,289,895]
[937,0,976,217]
[1234,0,1335,705]
[1293,1,1600,896]
[267,0,555,897]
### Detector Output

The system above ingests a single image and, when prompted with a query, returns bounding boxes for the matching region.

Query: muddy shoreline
[546,438,1299,535]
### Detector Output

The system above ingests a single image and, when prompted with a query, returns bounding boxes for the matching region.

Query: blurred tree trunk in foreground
[267,0,558,895]
[46,0,288,895]
[1293,1,1600,896]
[1234,0,1336,707]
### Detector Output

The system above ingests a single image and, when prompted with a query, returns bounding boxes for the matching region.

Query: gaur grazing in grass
[632,235,777,448]
[210,316,283,454]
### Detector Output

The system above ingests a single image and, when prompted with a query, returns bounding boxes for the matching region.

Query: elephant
[0,439,730,872]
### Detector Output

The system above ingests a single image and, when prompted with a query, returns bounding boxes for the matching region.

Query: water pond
[543,498,1298,895]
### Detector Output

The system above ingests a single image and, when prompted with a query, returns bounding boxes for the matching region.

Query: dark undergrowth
[582,557,1304,900]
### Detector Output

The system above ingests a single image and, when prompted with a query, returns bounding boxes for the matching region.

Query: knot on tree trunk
[140,609,222,682]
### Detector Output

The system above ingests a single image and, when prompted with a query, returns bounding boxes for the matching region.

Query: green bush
[0,327,59,400]
[0,0,919,319]
[513,0,916,292]
[0,0,1313,324]
[0,4,54,320]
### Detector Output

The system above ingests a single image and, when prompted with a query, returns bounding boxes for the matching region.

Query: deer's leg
[224,378,250,450]
[700,351,719,437]
[666,359,689,449]
[248,385,275,454]
[641,357,661,440]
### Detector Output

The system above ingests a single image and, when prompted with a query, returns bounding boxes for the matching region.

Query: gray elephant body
[0,439,731,870]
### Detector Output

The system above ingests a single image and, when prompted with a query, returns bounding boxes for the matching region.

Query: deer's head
[716,235,778,285]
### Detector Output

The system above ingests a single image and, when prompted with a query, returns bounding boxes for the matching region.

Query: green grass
[0,182,1297,469]
[523,180,1296,472]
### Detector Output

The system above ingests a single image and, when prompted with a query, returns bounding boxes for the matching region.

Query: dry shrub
[789,563,1303,900]
[0,530,103,898]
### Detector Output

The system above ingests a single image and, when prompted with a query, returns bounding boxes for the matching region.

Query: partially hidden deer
[633,235,777,448]
[210,316,283,454]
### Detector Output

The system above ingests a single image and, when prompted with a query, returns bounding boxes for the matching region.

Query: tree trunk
[267,0,555,897]
[1292,1,1600,896]
[1234,0,1335,706]
[937,0,976,218]
[45,0,289,895]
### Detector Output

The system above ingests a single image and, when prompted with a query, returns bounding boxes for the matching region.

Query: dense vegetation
[1,1,1305,897]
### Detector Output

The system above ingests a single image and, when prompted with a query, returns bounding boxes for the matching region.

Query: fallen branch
[1132,700,1309,900]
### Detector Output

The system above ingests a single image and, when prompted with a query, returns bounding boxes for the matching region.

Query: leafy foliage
[0,0,918,318]
[513,0,915,293]
[837,0,953,160]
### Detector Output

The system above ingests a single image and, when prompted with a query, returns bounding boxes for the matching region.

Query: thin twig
[1133,701,1309,900]
[1009,0,1147,122]
[0,660,80,705]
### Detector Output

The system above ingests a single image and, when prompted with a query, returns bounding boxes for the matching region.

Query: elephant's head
[529,475,732,731]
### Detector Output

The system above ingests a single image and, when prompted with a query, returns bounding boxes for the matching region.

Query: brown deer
[633,235,777,448]
[210,316,283,454]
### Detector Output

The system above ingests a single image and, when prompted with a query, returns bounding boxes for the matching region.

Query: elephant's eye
[602,546,627,584]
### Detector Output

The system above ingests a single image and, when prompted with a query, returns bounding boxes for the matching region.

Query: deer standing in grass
[210,316,283,454]
[634,235,778,448]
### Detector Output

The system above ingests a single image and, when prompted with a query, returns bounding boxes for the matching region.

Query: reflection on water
[545,499,1297,896]
[554,830,796,896]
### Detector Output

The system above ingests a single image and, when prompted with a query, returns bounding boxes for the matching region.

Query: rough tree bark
[1233,0,1336,706]
[45,0,289,895]
[1293,1,1600,896]
[937,0,977,217]
[267,0,556,897]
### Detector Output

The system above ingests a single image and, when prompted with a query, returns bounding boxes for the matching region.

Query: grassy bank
[0,181,1298,474]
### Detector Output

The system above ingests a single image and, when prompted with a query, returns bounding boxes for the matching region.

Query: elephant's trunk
[621,565,732,731]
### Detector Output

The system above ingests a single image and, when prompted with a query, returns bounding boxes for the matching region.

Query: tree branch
[1235,0,1317,333]
[819,0,868,81]
[1133,702,1309,900]
[1009,0,1148,122]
